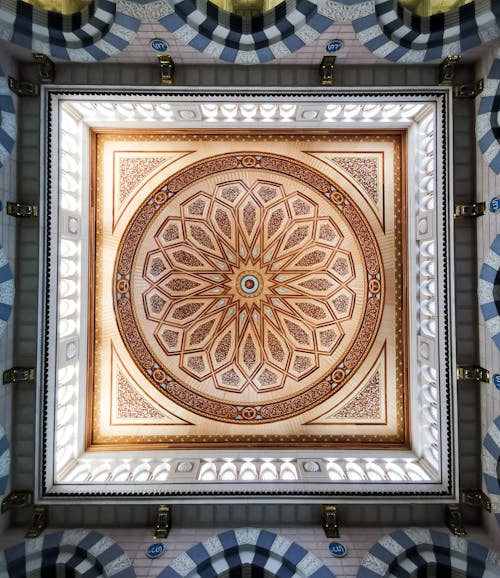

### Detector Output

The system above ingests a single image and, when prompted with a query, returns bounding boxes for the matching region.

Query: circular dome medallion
[114,153,384,423]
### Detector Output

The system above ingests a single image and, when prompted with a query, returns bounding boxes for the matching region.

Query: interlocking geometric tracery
[143,179,355,393]
[114,152,385,424]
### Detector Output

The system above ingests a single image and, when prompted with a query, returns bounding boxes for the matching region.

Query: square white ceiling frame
[36,87,457,503]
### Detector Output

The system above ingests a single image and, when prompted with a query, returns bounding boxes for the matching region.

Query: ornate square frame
[36,88,456,502]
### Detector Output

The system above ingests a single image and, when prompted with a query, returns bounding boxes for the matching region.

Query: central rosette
[134,176,362,397]
[236,272,263,297]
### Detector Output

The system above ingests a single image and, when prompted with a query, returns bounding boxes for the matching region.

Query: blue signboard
[490,197,500,213]
[326,40,343,53]
[146,543,166,559]
[151,39,168,52]
[493,374,500,390]
[329,542,347,557]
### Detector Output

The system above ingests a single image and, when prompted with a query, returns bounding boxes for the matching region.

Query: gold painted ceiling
[89,131,408,449]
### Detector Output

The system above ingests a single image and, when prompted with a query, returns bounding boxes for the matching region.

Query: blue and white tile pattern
[0,0,140,61]
[159,0,334,63]
[483,415,500,528]
[0,530,136,577]
[357,528,500,577]
[477,47,500,175]
[0,425,9,501]
[0,68,16,170]
[159,528,335,578]
[0,245,14,341]
[353,0,500,63]
[479,234,500,351]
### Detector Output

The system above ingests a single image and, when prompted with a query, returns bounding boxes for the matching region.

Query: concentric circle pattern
[115,154,384,423]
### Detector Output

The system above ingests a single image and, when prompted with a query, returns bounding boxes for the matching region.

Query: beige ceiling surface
[89,130,408,450]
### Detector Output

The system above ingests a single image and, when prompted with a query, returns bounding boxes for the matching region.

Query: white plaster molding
[36,87,456,502]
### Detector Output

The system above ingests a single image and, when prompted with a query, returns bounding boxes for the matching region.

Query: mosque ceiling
[89,130,408,449]
[35,89,455,499]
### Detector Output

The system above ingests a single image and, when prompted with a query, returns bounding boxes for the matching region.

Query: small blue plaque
[146,543,165,559]
[329,542,347,558]
[326,40,343,53]
[493,374,500,390]
[490,197,500,213]
[151,38,168,52]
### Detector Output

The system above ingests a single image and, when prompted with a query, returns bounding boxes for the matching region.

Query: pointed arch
[479,234,500,350]
[0,68,16,169]
[353,0,499,63]
[483,415,500,528]
[357,528,500,577]
[0,530,136,577]
[159,0,334,63]
[0,424,9,501]
[0,245,14,340]
[159,527,335,578]
[477,47,500,174]
[0,0,140,61]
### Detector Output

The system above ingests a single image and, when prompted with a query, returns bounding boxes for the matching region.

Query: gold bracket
[439,55,460,85]
[322,505,340,538]
[3,367,36,385]
[319,56,335,86]
[8,77,39,97]
[154,505,171,539]
[453,79,484,98]
[159,55,175,85]
[461,489,492,512]
[1,490,33,513]
[456,366,490,383]
[446,504,466,537]
[25,506,48,539]
[6,202,39,218]
[453,202,486,219]
[33,53,55,84]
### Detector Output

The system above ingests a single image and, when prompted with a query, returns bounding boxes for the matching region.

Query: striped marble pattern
[0,530,136,577]
[0,0,140,61]
[159,0,334,63]
[159,527,335,578]
[0,245,14,340]
[0,68,16,170]
[479,234,500,351]
[477,47,500,175]
[483,415,500,528]
[357,528,500,577]
[353,0,500,63]
[0,424,9,501]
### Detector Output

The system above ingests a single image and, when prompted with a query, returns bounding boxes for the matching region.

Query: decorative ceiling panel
[89,131,407,449]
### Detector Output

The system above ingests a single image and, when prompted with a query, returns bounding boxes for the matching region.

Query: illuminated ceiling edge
[35,87,456,502]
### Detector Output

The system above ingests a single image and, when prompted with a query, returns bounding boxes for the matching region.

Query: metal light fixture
[320,56,335,86]
[158,55,175,85]
[439,55,459,85]
[322,504,340,538]
[6,202,39,218]
[154,505,171,539]
[8,77,39,97]
[25,506,48,538]
[33,53,55,83]
[3,367,36,384]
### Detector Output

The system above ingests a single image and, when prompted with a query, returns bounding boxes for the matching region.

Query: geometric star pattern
[115,151,386,425]
[143,179,355,394]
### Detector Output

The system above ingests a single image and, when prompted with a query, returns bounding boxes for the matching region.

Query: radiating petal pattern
[115,154,384,423]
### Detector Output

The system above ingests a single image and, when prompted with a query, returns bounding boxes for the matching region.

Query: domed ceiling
[89,131,407,449]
